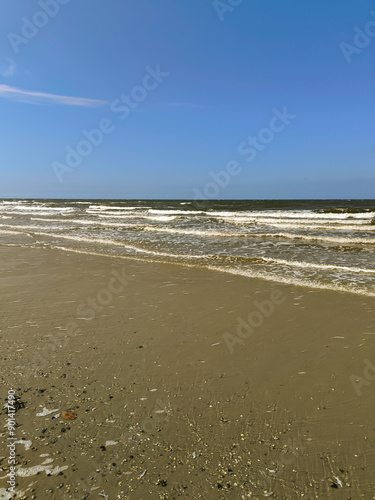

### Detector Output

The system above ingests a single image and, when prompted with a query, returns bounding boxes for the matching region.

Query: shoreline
[1,245,375,498]
[1,197,374,300]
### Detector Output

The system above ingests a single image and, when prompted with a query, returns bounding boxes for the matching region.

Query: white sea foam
[3,225,373,245]
[97,214,144,219]
[14,439,32,451]
[95,214,177,221]
[7,206,74,212]
[0,201,27,205]
[148,209,204,215]
[221,216,372,227]
[236,221,375,231]
[144,226,374,244]
[0,489,26,499]
[16,463,68,477]
[0,224,63,231]
[10,230,204,259]
[0,490,12,499]
[45,244,375,298]
[3,201,374,298]
[205,265,375,298]
[207,210,374,220]
[145,216,177,221]
[88,205,139,210]
[0,229,32,236]
[259,231,374,244]
[144,226,244,237]
[31,217,144,228]
[86,211,139,217]
[259,256,375,274]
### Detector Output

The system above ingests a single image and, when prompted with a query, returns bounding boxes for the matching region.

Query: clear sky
[0,0,374,199]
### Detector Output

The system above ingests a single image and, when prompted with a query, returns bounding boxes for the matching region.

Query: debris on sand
[61,410,77,420]
[36,408,59,417]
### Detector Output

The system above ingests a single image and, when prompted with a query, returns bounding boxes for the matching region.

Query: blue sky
[0,0,374,199]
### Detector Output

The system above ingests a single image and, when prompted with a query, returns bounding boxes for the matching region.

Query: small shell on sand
[61,410,77,420]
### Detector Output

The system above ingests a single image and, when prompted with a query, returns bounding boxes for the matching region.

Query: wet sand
[0,246,375,499]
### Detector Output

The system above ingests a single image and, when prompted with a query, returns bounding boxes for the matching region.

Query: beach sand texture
[1,246,375,499]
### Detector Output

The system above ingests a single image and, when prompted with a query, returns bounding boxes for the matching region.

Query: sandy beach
[0,245,374,499]
[1,0,374,497]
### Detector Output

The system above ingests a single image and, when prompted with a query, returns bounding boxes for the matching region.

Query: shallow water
[0,199,374,296]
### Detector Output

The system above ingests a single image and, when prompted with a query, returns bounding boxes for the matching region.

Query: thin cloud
[0,84,107,107]
[1,59,16,77]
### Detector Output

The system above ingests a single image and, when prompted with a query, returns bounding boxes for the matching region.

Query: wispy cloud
[0,84,107,107]
[1,59,16,77]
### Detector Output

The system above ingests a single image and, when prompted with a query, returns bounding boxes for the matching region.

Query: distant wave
[5,206,74,212]
[207,210,374,220]
[0,207,75,215]
[148,209,204,215]
[239,222,375,231]
[143,226,374,244]
[145,216,178,221]
[144,226,246,237]
[0,229,30,235]
[27,216,375,233]
[97,214,144,219]
[30,217,145,228]
[88,205,140,210]
[220,216,373,227]
[0,224,65,231]
[1,200,374,298]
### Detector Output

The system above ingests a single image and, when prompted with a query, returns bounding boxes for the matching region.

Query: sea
[0,199,374,297]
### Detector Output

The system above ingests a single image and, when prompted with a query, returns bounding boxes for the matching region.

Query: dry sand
[0,246,375,499]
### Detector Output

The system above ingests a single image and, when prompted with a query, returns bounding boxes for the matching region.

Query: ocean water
[0,199,374,297]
